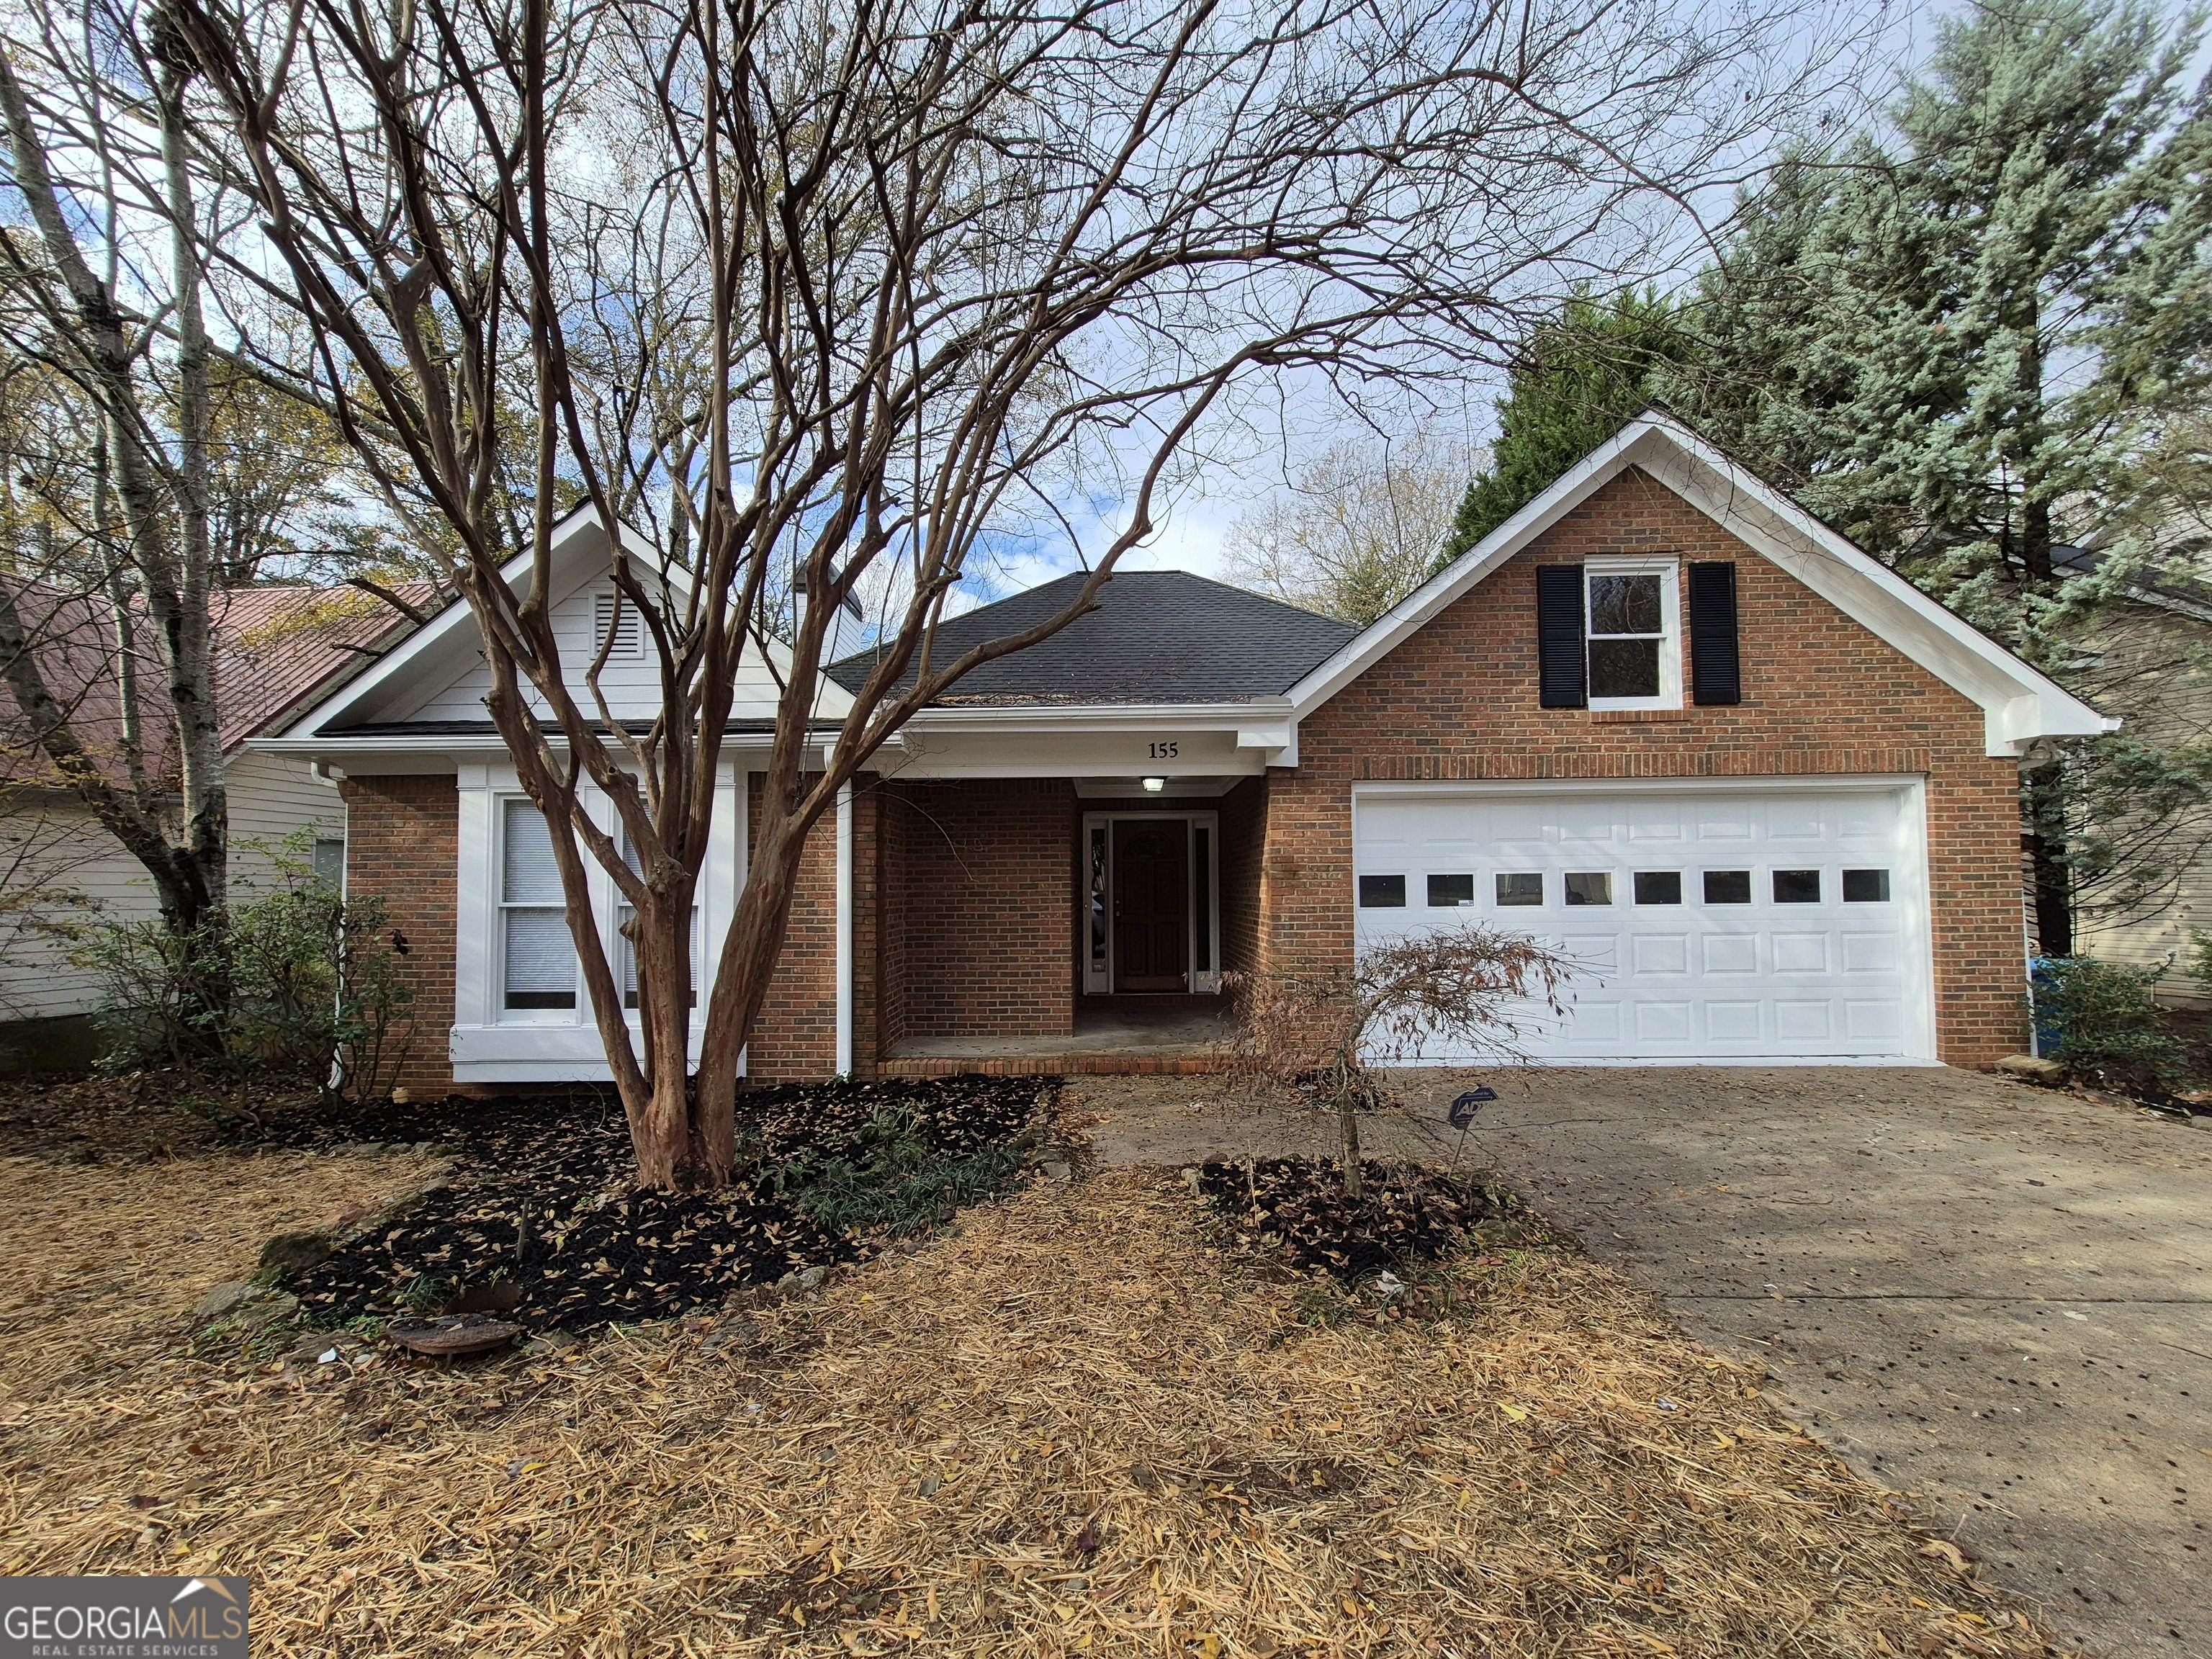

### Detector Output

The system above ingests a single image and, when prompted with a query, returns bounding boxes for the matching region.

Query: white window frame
[495,796,580,1022]
[1584,555,1681,711]
[1079,810,1223,997]
[451,760,745,1082]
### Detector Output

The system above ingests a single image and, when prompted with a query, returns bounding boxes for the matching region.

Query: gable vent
[592,586,644,659]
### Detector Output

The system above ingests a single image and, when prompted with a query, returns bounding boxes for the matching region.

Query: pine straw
[0,1148,2069,1659]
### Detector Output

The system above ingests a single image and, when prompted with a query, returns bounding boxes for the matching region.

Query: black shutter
[1535,565,1586,709]
[1688,560,1741,705]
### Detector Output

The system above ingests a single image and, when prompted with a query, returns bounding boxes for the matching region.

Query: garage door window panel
[1773,869,1822,904]
[1844,868,1892,902]
[1634,871,1683,904]
[1359,874,1407,908]
[1427,873,1475,907]
[1703,870,1753,904]
[1496,873,1545,907]
[1585,559,1681,710]
[1563,871,1613,906]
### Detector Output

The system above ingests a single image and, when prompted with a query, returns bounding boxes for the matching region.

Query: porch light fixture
[1142,776,1166,792]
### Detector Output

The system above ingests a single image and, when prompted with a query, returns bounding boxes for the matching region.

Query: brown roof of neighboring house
[1,580,427,789]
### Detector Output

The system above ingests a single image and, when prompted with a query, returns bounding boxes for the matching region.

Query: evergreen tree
[1682,0,2212,954]
[1439,291,1694,563]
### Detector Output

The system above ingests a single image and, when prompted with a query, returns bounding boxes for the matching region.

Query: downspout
[835,781,853,1077]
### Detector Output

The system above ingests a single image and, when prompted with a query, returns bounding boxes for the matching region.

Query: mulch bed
[276,1077,1046,1335]
[1196,1156,1503,1279]
[0,1159,2072,1656]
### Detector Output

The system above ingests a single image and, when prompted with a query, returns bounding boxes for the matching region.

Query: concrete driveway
[1396,1067,2212,1659]
[1073,1066,2212,1657]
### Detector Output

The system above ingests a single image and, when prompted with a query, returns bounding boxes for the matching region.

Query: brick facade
[745,774,845,1081]
[337,774,459,1097]
[877,778,1077,1045]
[1258,467,2028,1065]
[1216,775,1268,979]
[339,466,2029,1087]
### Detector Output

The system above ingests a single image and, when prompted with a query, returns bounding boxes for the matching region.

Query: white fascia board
[898,700,1292,734]
[266,508,734,739]
[269,508,614,739]
[1285,413,2116,757]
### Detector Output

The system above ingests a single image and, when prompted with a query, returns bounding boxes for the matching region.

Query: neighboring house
[251,414,2108,1097]
[0,584,422,1065]
[2062,558,2212,1006]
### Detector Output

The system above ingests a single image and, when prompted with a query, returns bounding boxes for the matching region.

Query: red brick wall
[745,774,841,1082]
[878,779,1076,1043]
[338,775,457,1097]
[1216,775,1268,979]
[1264,467,2028,1065]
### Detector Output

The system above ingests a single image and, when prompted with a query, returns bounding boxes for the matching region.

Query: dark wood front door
[1113,820,1189,992]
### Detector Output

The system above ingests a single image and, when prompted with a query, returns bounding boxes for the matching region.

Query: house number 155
[1148,739,1179,758]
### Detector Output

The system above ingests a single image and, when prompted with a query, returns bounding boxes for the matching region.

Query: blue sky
[948,0,2209,604]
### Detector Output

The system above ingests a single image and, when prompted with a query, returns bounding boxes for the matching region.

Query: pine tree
[1682,0,2212,953]
[1439,291,1694,564]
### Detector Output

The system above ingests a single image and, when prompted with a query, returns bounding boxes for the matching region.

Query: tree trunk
[686,803,816,1184]
[155,39,228,934]
[1335,1056,1365,1200]
[2025,756,2073,956]
[628,884,721,1190]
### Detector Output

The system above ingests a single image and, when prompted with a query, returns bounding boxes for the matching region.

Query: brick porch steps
[874,1051,1228,1078]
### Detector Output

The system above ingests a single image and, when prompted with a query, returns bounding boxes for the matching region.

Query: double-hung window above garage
[1584,559,1677,707]
[1537,557,1741,710]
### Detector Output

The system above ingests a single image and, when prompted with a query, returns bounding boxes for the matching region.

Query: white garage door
[1352,782,1933,1063]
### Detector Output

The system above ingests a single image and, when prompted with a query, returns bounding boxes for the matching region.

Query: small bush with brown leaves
[1195,1156,1498,1280]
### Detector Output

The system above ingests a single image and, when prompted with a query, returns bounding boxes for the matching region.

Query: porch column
[835,778,853,1076]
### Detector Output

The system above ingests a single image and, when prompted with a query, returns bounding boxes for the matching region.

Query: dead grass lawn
[0,1143,2067,1658]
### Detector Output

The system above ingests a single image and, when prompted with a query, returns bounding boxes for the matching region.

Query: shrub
[2033,955,2187,1095]
[63,833,415,1097]
[770,1106,1023,1235]
[1224,924,1572,1197]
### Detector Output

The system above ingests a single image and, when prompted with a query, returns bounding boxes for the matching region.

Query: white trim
[1286,413,2113,757]
[1349,773,1938,1065]
[1353,773,1926,799]
[446,759,745,1084]
[835,781,853,1077]
[1079,810,1223,996]
[1583,555,1681,711]
[264,505,842,743]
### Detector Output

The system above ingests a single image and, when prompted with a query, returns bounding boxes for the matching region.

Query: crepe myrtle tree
[1226,927,1572,1199]
[119,0,1850,1189]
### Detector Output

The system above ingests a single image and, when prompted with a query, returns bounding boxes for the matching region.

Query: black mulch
[276,1077,1044,1335]
[1195,1156,1500,1280]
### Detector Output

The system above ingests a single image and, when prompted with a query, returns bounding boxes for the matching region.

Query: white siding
[406,580,791,725]
[225,750,346,894]
[0,799,163,1020]
[2075,874,2212,1007]
[0,754,347,1022]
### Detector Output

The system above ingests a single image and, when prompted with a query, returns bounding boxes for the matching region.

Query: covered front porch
[853,770,1267,1079]
[880,993,1236,1077]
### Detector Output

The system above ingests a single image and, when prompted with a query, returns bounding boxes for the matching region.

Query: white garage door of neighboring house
[1351,780,1935,1064]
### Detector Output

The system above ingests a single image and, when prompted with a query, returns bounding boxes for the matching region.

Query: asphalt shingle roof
[824,570,1357,706]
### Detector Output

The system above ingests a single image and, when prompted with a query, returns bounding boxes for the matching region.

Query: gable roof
[826,571,1357,706]
[263,505,840,745]
[1285,412,2115,757]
